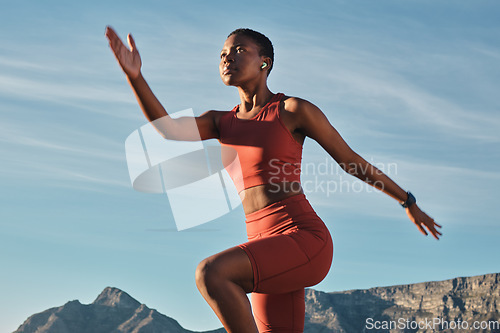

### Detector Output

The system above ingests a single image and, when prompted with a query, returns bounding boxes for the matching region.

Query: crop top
[218,93,302,193]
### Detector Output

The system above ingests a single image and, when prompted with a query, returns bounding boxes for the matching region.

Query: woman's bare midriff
[239,182,304,215]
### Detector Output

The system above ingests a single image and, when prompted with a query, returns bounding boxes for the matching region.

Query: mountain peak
[92,287,141,309]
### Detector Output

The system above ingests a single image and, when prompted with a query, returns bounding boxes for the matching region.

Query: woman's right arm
[105,26,219,141]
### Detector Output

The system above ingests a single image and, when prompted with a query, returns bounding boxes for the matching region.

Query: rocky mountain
[13,287,225,333]
[14,273,500,333]
[304,272,500,332]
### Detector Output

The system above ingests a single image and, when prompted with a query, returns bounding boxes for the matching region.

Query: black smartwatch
[401,191,416,208]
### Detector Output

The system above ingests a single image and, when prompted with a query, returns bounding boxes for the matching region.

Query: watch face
[401,192,416,208]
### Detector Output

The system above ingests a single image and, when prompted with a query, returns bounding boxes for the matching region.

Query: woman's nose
[223,52,235,63]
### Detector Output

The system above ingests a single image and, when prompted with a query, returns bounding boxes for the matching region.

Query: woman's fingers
[428,228,439,240]
[104,25,114,39]
[106,26,130,56]
[416,222,428,236]
[127,33,137,51]
[423,219,442,240]
[106,28,123,55]
[432,222,442,235]
[105,26,120,47]
[409,210,442,240]
[410,207,442,240]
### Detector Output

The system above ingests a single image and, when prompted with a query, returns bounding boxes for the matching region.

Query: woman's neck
[237,85,274,113]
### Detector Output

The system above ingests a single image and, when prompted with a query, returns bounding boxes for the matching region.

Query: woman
[105,26,441,333]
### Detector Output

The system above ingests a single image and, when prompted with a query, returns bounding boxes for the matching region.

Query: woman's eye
[237,48,244,53]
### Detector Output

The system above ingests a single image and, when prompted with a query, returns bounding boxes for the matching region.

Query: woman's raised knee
[195,247,254,295]
[195,257,222,296]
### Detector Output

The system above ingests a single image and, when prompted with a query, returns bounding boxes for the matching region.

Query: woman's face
[219,34,266,86]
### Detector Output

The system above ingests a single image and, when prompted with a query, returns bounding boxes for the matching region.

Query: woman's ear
[261,57,272,71]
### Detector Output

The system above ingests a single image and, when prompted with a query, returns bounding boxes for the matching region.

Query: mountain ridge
[305,272,500,332]
[14,272,500,333]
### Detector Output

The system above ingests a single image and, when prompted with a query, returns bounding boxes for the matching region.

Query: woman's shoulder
[200,109,233,119]
[214,109,235,121]
[196,110,233,137]
[202,110,234,138]
[281,94,319,115]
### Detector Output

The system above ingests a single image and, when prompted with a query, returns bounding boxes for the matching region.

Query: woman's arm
[105,26,218,141]
[290,97,442,239]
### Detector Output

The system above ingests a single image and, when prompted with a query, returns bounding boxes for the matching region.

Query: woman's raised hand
[105,26,142,79]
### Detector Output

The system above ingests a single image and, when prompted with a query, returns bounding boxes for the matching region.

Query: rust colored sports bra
[218,93,302,193]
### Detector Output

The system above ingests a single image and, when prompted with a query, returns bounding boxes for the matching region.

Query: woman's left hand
[406,204,442,240]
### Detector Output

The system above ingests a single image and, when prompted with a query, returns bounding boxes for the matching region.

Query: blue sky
[1,0,499,331]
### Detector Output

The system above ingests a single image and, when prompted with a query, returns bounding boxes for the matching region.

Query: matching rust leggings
[238,193,334,332]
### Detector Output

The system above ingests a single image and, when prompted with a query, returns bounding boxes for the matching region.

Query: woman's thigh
[239,226,333,294]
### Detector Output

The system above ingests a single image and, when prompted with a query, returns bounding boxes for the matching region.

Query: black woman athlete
[106,26,441,333]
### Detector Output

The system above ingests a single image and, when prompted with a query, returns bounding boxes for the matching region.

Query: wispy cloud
[0,56,57,72]
[333,67,500,141]
[0,73,136,109]
[0,117,130,192]
[1,153,130,191]
[471,44,500,60]
[0,120,124,161]
[273,29,500,143]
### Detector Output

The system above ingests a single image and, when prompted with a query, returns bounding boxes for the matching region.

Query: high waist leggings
[238,193,334,332]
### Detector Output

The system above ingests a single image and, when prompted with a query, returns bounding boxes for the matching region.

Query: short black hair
[228,28,274,75]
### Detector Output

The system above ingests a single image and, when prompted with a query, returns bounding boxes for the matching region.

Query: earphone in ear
[261,62,268,69]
